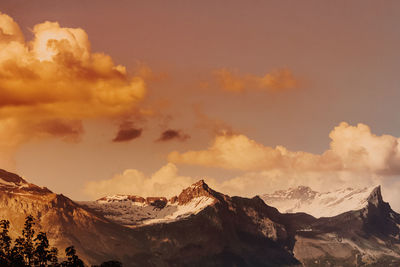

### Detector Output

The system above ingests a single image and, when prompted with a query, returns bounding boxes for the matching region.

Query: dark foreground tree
[60,246,84,267]
[0,215,59,266]
[0,216,122,266]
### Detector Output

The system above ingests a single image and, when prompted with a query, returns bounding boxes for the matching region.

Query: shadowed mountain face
[0,169,400,266]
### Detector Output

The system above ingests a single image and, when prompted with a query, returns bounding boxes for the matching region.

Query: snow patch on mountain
[261,185,378,218]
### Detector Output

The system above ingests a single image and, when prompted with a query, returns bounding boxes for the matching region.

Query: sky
[1,1,400,211]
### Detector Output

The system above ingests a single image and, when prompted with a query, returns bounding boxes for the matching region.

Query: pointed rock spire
[367,185,384,207]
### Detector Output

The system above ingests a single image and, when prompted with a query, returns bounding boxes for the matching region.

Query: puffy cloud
[329,122,400,174]
[156,129,190,142]
[0,16,145,118]
[169,122,400,175]
[84,163,197,199]
[0,12,24,43]
[214,68,299,93]
[0,12,147,165]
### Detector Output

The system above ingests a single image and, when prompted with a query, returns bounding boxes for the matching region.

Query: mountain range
[0,168,400,266]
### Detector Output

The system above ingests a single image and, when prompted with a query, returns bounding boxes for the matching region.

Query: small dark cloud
[156,129,190,142]
[113,123,142,142]
[37,119,84,142]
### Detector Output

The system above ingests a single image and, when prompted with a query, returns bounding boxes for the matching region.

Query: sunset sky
[1,1,400,210]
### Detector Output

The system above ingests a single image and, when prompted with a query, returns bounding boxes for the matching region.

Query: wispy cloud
[214,68,300,93]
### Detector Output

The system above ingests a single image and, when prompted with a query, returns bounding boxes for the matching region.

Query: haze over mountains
[1,168,400,266]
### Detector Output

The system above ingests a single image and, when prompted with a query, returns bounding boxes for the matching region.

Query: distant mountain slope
[261,185,376,218]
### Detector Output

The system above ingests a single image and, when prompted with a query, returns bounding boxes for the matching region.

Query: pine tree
[33,231,56,266]
[21,215,35,265]
[61,246,84,267]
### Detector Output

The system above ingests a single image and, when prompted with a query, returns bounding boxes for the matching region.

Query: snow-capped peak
[81,180,216,227]
[261,185,380,218]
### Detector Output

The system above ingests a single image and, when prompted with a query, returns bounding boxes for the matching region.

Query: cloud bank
[168,122,400,175]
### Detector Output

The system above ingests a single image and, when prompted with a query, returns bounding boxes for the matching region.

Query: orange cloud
[214,68,299,93]
[0,16,145,119]
[0,12,147,167]
[168,134,340,171]
[169,122,400,174]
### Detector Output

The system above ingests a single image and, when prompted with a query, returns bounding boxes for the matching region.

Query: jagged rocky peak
[366,185,384,207]
[176,179,216,205]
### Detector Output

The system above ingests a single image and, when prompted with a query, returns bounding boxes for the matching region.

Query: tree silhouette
[0,219,11,265]
[0,215,123,266]
[33,232,58,266]
[21,215,35,265]
[61,246,84,267]
[0,216,59,266]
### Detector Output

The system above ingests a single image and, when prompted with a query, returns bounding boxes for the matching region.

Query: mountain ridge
[0,169,399,266]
